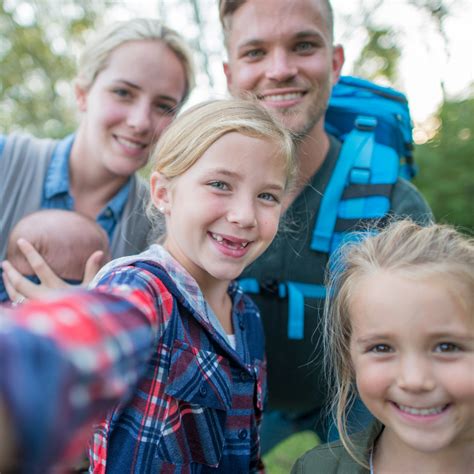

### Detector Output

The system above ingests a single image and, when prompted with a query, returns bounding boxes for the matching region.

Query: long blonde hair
[324,219,474,466]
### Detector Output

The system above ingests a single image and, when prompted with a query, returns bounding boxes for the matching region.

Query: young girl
[0,98,296,473]
[292,219,474,473]
[1,18,194,301]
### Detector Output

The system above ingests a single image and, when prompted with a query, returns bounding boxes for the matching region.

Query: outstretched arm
[0,264,171,471]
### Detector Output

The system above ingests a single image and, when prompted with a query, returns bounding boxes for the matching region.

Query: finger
[2,265,22,302]
[2,260,35,301]
[82,250,104,286]
[16,238,65,287]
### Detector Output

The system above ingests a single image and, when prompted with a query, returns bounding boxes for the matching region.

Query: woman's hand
[2,238,104,302]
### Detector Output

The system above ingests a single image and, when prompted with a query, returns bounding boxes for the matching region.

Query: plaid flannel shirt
[0,245,266,473]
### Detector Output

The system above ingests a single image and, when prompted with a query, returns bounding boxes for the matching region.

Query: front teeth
[211,233,249,248]
[264,92,303,101]
[397,404,446,416]
[116,137,145,149]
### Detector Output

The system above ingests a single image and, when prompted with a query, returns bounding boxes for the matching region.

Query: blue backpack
[240,76,416,340]
[314,75,416,255]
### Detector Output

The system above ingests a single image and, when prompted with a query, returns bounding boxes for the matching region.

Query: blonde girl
[0,98,295,473]
[293,219,474,473]
[1,18,194,302]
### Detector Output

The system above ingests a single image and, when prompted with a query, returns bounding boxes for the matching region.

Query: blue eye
[435,342,461,353]
[294,41,316,53]
[258,192,279,203]
[155,103,176,115]
[243,49,265,60]
[112,88,131,98]
[208,181,229,191]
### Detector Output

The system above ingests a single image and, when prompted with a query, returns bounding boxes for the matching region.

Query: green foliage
[414,88,474,231]
[0,0,103,137]
[353,27,401,83]
[263,431,319,474]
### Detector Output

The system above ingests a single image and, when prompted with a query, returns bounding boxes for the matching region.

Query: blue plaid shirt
[0,245,266,473]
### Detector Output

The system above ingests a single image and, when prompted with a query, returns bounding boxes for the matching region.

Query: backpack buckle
[261,278,280,296]
[355,116,377,131]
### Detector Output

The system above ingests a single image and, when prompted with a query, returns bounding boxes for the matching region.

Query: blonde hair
[147,98,296,234]
[76,18,195,104]
[324,219,474,467]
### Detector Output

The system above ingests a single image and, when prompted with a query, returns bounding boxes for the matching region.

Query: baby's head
[7,210,111,282]
[324,219,474,465]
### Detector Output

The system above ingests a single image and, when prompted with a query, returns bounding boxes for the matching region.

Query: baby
[1,209,110,302]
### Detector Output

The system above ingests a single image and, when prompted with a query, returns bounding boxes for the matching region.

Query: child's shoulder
[291,439,362,474]
[291,421,382,474]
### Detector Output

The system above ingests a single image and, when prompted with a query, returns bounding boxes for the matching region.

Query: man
[219,0,432,452]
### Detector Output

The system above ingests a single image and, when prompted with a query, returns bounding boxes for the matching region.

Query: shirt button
[239,371,250,382]
[238,429,248,440]
[199,384,208,397]
[239,320,245,330]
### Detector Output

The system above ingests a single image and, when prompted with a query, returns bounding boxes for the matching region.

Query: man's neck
[298,129,329,181]
[284,125,330,207]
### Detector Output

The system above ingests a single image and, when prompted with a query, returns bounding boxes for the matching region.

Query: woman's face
[76,39,187,177]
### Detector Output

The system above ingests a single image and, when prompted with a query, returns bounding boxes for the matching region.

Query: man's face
[224,0,344,138]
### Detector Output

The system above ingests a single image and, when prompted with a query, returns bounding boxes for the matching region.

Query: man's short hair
[218,0,335,46]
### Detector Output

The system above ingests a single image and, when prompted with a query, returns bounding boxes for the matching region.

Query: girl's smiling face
[75,39,187,178]
[152,132,287,291]
[349,270,474,455]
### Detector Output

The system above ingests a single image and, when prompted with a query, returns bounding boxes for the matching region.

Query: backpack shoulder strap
[311,116,378,253]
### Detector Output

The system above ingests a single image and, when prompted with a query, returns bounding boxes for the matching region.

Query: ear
[75,83,88,112]
[223,62,232,90]
[331,45,345,85]
[150,171,171,213]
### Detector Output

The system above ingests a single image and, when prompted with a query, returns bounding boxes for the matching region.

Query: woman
[0,18,194,301]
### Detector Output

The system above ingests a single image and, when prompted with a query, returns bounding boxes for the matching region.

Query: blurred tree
[353,26,401,83]
[414,87,474,231]
[407,0,451,100]
[157,0,223,95]
[0,0,103,137]
[347,0,452,87]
